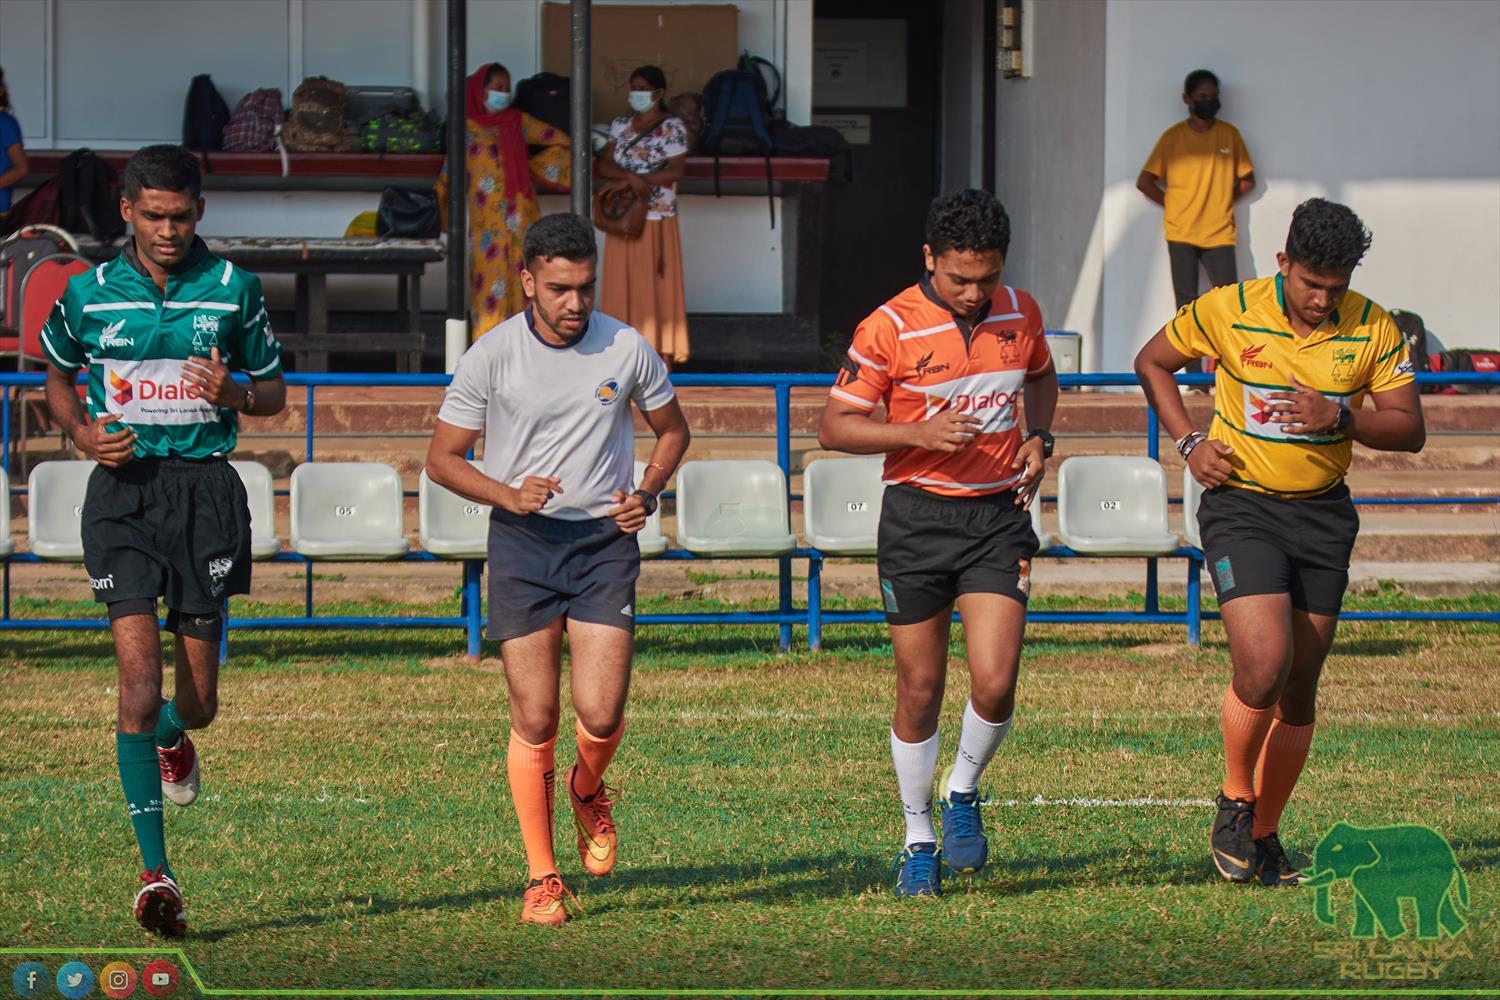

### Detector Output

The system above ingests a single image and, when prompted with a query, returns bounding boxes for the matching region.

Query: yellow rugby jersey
[1166,274,1414,498]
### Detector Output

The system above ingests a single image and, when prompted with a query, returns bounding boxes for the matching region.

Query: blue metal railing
[4,370,1498,656]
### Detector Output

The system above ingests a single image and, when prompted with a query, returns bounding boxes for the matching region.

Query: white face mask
[627,90,656,113]
[484,89,511,112]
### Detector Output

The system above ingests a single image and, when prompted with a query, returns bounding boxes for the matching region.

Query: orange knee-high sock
[1221,687,1276,801]
[507,730,558,880]
[1251,719,1315,838]
[572,719,624,798]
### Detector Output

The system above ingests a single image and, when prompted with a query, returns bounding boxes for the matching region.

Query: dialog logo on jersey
[905,371,1026,434]
[1243,384,1348,443]
[109,369,134,405]
[102,360,218,426]
[595,378,621,405]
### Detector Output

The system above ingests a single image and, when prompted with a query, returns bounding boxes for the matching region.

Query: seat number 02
[1100,500,1122,511]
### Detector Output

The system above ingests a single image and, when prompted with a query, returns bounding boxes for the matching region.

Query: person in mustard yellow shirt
[1133,199,1424,890]
[1138,70,1256,376]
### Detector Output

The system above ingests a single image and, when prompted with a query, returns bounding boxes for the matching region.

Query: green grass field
[2,591,1497,996]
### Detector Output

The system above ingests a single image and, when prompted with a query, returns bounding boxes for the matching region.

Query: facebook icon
[12,962,48,999]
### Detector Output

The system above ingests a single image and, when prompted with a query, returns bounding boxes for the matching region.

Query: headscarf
[465,63,532,200]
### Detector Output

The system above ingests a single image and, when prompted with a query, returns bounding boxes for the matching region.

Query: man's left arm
[1234,129,1256,200]
[1012,319,1058,508]
[183,277,287,416]
[606,397,690,533]
[1268,378,1424,453]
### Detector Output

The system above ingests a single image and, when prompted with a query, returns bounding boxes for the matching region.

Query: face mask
[628,90,656,113]
[1192,97,1220,120]
[484,90,511,112]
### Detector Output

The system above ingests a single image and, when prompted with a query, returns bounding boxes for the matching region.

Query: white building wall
[994,0,1106,368]
[0,0,813,315]
[1100,0,1500,371]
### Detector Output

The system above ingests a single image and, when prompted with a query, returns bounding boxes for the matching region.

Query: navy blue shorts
[486,509,639,641]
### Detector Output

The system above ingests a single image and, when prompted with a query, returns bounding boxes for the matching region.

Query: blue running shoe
[892,843,942,897]
[938,765,989,874]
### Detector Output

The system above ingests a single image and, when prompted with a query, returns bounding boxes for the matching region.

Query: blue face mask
[627,90,657,113]
[485,90,511,112]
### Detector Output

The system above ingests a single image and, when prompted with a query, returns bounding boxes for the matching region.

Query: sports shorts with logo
[875,484,1039,625]
[81,458,252,621]
[486,508,639,641]
[1197,482,1358,616]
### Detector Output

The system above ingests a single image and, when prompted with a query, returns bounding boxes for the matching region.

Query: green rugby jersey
[41,238,284,460]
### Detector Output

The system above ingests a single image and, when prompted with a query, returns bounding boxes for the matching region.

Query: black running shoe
[1210,792,1256,882]
[1254,832,1304,887]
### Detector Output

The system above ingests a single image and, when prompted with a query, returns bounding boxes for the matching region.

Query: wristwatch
[1335,404,1353,433]
[1025,429,1055,459]
[240,385,256,414]
[633,489,659,516]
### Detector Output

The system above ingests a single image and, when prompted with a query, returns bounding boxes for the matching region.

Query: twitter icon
[57,961,95,998]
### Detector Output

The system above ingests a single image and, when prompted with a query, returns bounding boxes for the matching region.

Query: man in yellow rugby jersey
[1133,198,1424,888]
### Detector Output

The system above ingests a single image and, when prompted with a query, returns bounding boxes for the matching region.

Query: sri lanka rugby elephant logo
[1304,822,1469,940]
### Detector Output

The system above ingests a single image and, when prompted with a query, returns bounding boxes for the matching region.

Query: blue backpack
[700,68,775,226]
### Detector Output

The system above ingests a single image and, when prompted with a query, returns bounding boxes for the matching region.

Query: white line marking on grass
[992,795,1216,808]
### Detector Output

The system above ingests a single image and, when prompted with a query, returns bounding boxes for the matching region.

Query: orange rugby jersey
[829,279,1054,497]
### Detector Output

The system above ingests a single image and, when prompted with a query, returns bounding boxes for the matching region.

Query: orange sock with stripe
[507,730,558,880]
[1220,686,1276,801]
[572,719,623,799]
[1251,719,1315,838]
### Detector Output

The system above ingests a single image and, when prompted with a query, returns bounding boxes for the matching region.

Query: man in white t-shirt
[426,212,691,926]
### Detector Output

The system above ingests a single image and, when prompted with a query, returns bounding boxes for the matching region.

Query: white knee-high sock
[890,728,940,846]
[945,702,1013,795]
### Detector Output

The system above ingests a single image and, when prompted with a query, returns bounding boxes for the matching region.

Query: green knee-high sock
[155,699,187,749]
[117,732,171,879]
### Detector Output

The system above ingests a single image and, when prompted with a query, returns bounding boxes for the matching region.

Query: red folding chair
[11,251,91,475]
[1,225,83,362]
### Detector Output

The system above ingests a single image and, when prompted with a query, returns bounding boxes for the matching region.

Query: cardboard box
[542,3,740,126]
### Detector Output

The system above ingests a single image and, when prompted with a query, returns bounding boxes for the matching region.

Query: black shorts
[1197,482,1359,616]
[486,508,639,642]
[82,458,252,619]
[875,484,1040,626]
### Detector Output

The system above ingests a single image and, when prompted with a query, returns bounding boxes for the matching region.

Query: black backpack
[701,68,775,225]
[182,74,231,152]
[767,119,854,184]
[58,149,125,241]
[514,73,571,133]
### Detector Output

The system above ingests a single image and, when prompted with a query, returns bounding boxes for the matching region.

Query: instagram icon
[102,961,139,998]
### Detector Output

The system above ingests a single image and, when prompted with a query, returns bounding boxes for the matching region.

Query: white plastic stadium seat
[1030,495,1053,551]
[1055,456,1180,556]
[0,468,13,558]
[290,462,410,560]
[675,459,796,557]
[419,463,491,560]
[230,460,282,560]
[802,456,884,556]
[27,460,96,561]
[1182,464,1206,550]
[634,461,668,558]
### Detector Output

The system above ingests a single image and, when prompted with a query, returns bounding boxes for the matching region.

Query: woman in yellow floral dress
[437,63,570,338]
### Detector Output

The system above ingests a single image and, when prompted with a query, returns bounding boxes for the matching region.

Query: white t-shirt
[437,308,675,520]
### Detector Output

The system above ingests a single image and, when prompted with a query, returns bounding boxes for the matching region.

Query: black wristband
[633,489,659,516]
